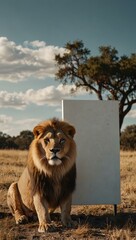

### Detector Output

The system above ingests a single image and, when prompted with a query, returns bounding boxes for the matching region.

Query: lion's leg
[33,193,54,232]
[60,195,72,227]
[7,182,28,224]
[60,195,77,228]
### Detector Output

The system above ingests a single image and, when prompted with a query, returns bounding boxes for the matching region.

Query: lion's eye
[60,138,65,144]
[44,138,50,144]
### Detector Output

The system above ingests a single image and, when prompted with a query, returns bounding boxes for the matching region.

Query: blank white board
[62,100,120,205]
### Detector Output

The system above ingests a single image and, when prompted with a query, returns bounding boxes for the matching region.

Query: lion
[7,118,77,232]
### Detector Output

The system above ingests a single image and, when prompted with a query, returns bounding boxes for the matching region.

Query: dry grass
[0,150,136,239]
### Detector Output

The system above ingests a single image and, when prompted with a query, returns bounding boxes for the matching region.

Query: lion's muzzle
[50,148,60,154]
[48,158,62,166]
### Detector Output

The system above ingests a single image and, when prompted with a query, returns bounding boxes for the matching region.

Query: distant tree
[0,132,18,149]
[55,40,136,131]
[5,138,18,149]
[0,130,34,150]
[14,130,34,150]
[0,132,8,149]
[120,125,136,150]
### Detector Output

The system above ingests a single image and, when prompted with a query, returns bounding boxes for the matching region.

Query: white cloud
[127,109,136,118]
[0,91,26,109]
[0,37,65,82]
[24,84,74,106]
[0,84,86,109]
[55,108,62,112]
[24,40,46,48]
[0,115,41,136]
[15,118,41,132]
[25,87,59,106]
[0,114,13,135]
[0,114,12,124]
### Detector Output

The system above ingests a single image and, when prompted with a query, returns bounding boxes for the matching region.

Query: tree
[120,125,136,150]
[0,132,18,149]
[0,130,34,150]
[14,130,34,150]
[55,40,136,131]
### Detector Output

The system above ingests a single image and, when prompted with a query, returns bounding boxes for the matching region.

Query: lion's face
[41,130,73,166]
[32,118,76,169]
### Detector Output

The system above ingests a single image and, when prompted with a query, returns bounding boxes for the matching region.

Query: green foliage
[120,125,136,150]
[55,40,136,130]
[0,132,18,149]
[0,130,34,150]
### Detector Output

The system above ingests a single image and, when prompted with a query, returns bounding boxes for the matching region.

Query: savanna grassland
[0,150,136,240]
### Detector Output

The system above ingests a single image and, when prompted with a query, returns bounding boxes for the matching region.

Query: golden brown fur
[7,118,77,232]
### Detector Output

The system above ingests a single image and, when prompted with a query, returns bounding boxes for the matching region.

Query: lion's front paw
[38,222,55,232]
[15,214,28,224]
[62,217,78,228]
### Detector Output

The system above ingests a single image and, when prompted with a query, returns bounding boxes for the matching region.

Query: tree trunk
[119,114,124,134]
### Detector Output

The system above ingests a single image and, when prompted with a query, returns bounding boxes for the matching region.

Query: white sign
[62,100,120,205]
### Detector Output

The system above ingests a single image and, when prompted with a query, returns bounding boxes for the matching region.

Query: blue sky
[0,0,136,136]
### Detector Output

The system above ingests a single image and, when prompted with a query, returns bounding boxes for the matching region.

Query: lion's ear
[67,125,76,138]
[33,125,44,138]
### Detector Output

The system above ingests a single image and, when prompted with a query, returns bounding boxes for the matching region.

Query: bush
[0,131,34,150]
[120,125,136,151]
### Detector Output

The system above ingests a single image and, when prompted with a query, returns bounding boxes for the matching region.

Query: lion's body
[17,161,76,211]
[7,118,76,232]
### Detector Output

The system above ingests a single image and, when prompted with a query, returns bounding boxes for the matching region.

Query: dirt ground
[0,206,136,239]
[0,150,136,239]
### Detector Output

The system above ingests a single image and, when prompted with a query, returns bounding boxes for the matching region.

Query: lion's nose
[50,148,60,154]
